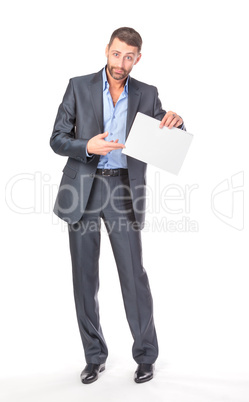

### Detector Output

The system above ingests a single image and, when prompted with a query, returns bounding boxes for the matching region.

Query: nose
[116,58,125,69]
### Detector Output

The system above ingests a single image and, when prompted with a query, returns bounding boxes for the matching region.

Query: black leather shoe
[80,363,105,384]
[134,363,154,383]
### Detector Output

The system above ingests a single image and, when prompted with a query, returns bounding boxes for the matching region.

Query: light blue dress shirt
[96,67,129,169]
[86,67,128,167]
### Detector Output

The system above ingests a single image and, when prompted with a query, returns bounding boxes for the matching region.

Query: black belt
[96,168,128,177]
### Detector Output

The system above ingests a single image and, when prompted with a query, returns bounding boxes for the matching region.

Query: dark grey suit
[50,69,166,227]
[50,68,167,365]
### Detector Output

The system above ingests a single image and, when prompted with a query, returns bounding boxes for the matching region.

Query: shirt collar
[102,66,129,94]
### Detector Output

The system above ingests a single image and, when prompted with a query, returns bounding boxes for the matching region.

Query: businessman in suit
[50,27,185,384]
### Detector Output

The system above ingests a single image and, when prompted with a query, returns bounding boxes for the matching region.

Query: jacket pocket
[62,165,77,179]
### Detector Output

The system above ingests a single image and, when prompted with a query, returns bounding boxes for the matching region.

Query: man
[50,27,185,384]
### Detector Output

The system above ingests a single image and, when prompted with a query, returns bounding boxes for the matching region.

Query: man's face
[105,38,141,81]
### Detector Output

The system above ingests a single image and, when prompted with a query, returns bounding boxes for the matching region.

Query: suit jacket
[50,68,166,226]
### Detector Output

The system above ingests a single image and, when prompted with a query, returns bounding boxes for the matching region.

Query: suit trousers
[68,172,158,364]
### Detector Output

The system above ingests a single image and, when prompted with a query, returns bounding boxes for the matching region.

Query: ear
[105,44,109,58]
[134,53,142,66]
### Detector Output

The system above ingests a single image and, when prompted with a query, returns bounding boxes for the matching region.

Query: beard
[106,61,131,81]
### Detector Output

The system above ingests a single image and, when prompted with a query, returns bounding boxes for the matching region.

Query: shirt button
[110,132,113,136]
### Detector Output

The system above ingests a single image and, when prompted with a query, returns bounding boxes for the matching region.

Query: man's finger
[168,117,179,128]
[159,114,168,128]
[159,111,175,128]
[109,143,125,149]
[160,112,180,128]
[105,142,125,151]
[164,115,175,127]
[99,131,109,138]
[176,119,183,127]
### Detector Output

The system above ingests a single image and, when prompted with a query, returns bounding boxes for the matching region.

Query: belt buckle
[103,169,111,176]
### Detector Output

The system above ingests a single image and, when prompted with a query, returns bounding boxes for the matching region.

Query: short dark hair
[109,27,142,53]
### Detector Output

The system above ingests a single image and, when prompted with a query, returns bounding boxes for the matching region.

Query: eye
[113,53,119,57]
[126,56,132,60]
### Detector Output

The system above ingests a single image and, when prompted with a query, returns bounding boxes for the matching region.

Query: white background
[1,0,249,401]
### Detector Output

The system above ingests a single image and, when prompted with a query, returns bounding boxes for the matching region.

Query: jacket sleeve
[153,87,186,131]
[50,79,92,163]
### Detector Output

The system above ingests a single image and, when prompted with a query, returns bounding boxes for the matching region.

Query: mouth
[114,69,124,74]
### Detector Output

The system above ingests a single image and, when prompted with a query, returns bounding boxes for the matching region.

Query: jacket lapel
[126,77,141,138]
[88,69,104,133]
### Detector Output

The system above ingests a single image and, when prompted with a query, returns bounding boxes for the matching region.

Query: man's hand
[159,111,183,129]
[87,132,125,155]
